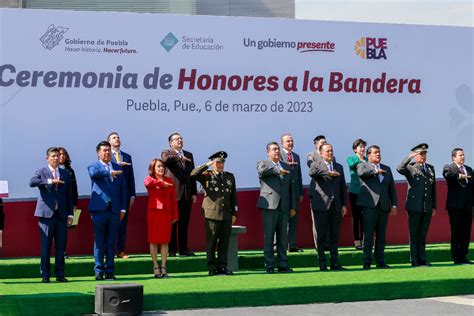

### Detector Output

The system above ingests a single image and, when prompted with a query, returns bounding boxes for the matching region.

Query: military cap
[313,135,326,144]
[411,143,429,153]
[208,151,227,162]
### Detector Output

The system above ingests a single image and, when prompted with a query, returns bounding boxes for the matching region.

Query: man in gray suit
[257,142,297,273]
[397,143,436,267]
[357,145,398,270]
[309,144,348,271]
[280,133,304,252]
[307,135,329,248]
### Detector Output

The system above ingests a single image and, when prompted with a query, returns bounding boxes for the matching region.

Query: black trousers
[169,196,192,254]
[362,205,389,264]
[448,207,472,262]
[205,218,232,271]
[349,192,363,241]
[407,210,432,263]
[262,206,289,269]
[313,202,342,265]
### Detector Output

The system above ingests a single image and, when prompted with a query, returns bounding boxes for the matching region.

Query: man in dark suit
[257,142,297,273]
[397,143,437,267]
[280,133,304,252]
[191,151,237,276]
[162,132,197,257]
[88,141,127,280]
[30,147,73,283]
[108,132,136,259]
[442,148,473,264]
[357,145,398,270]
[309,144,348,271]
[306,135,332,248]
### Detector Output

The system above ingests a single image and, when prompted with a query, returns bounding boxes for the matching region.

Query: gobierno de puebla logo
[354,37,387,60]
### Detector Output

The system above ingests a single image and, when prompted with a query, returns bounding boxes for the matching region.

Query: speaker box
[95,283,143,315]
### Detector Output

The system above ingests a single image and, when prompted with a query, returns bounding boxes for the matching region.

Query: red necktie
[287,152,293,168]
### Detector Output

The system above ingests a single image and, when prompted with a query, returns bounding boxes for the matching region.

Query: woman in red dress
[144,159,178,278]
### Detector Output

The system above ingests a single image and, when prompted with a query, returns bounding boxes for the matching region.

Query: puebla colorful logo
[354,37,387,60]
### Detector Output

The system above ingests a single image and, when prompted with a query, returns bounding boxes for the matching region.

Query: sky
[296,0,473,27]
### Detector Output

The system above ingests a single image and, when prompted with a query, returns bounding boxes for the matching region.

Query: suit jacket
[256,160,297,212]
[308,159,347,212]
[112,150,136,202]
[442,162,473,210]
[281,150,303,199]
[162,149,197,201]
[29,167,73,220]
[397,156,437,212]
[357,161,398,212]
[307,151,337,195]
[144,175,179,221]
[87,161,128,214]
[191,164,238,221]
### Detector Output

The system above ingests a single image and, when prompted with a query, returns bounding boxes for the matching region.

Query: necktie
[328,163,333,172]
[287,152,293,169]
[460,165,466,175]
[105,164,113,182]
[374,165,383,182]
[52,169,59,209]
[114,152,121,163]
[421,164,427,176]
[219,173,224,182]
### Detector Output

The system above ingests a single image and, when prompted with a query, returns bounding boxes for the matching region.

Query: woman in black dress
[59,147,79,257]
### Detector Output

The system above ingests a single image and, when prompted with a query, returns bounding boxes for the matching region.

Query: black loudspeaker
[95,283,143,315]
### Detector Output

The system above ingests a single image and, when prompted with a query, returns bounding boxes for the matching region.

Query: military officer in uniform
[191,151,237,276]
[397,143,436,267]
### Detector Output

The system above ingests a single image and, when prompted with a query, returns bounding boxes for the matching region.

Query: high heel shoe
[153,266,161,278]
[160,266,169,278]
[354,240,363,250]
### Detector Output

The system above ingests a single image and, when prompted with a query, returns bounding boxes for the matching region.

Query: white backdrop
[0,9,472,198]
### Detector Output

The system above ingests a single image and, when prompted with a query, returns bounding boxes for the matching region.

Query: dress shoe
[319,264,328,272]
[411,261,420,267]
[56,276,68,282]
[330,263,347,271]
[289,247,304,253]
[95,273,104,281]
[218,268,234,275]
[266,267,275,274]
[179,251,196,257]
[460,259,474,265]
[105,273,116,280]
[376,263,390,269]
[117,252,129,259]
[363,263,371,270]
[208,269,218,276]
[41,276,50,283]
[278,267,293,273]
[418,260,432,267]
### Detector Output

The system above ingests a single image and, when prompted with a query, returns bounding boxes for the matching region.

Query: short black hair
[451,148,464,158]
[168,132,181,143]
[46,147,60,157]
[313,135,326,144]
[96,141,111,152]
[266,141,279,152]
[352,138,367,150]
[366,145,380,156]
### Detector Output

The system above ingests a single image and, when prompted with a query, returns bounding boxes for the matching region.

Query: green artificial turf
[1,243,471,279]
[1,263,473,315]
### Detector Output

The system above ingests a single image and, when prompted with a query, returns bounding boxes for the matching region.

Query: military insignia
[210,180,217,185]
[226,188,229,192]
[215,187,219,191]
[226,179,232,186]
